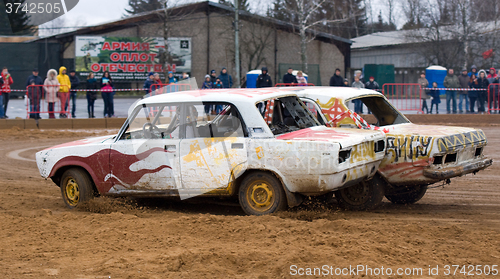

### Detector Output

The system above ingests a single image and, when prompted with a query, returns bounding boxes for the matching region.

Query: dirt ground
[1,126,499,279]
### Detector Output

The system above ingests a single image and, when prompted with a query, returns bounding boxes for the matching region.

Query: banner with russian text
[75,36,192,81]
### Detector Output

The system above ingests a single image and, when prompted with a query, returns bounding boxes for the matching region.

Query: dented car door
[108,105,181,192]
[179,102,248,196]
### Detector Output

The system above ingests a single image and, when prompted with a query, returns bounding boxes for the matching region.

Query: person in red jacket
[1,67,13,118]
[0,75,4,118]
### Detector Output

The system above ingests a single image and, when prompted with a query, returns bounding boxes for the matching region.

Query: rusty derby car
[289,86,492,205]
[36,88,388,215]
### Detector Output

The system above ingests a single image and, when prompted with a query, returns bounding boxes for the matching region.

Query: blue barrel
[426,65,447,95]
[246,70,261,88]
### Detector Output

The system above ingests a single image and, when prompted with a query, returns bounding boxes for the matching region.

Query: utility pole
[234,0,241,88]
[162,0,170,81]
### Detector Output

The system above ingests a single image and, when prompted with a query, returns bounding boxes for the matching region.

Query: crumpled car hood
[387,123,487,153]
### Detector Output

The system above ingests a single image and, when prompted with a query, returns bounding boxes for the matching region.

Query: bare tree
[39,16,66,36]
[240,21,273,74]
[364,0,374,33]
[157,1,199,80]
[404,0,462,68]
[402,0,425,29]
[278,0,349,72]
[404,0,500,69]
[158,0,171,80]
[386,0,396,27]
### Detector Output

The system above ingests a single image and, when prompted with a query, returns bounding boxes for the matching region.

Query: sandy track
[0,127,499,278]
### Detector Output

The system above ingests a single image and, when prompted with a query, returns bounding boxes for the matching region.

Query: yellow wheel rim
[65,178,80,206]
[247,181,274,212]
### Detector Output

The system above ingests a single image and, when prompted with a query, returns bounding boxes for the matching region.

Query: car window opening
[121,102,247,140]
[259,96,320,135]
[354,96,409,127]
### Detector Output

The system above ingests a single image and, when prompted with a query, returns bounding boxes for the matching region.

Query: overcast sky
[38,0,401,36]
[39,0,200,35]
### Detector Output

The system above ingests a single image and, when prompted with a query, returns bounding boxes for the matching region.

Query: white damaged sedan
[37,88,387,215]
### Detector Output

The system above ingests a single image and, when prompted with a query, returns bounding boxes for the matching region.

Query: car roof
[136,87,301,106]
[279,86,384,101]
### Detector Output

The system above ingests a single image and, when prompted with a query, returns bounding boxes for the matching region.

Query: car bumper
[301,161,381,195]
[423,158,492,180]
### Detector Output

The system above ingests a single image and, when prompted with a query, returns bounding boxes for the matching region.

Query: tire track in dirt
[7,146,52,162]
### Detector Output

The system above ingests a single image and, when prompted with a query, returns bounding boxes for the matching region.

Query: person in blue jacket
[429,82,441,114]
[218,67,233,88]
[167,71,177,84]
[202,75,212,89]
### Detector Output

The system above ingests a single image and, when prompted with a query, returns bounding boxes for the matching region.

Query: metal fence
[382,83,423,114]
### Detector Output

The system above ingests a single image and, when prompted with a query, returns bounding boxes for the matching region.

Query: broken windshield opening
[351,96,409,127]
[258,96,320,135]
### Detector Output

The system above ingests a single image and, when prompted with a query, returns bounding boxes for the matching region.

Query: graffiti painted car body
[36,88,386,215]
[294,86,492,204]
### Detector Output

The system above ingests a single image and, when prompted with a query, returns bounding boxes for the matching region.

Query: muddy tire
[238,172,287,216]
[60,168,95,209]
[385,186,427,204]
[335,180,384,211]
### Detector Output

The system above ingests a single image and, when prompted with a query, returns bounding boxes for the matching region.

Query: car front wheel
[60,168,96,208]
[335,180,384,210]
[238,172,287,215]
[385,186,427,204]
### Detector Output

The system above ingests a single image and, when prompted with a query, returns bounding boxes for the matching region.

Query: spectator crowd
[417,66,499,114]
[1,63,499,119]
[327,66,500,114]
[0,66,119,119]
[440,66,499,114]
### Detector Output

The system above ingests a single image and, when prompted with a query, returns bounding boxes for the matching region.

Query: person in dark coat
[256,67,273,88]
[210,69,217,84]
[202,74,213,114]
[468,74,478,113]
[470,70,489,113]
[218,68,233,88]
[69,70,80,118]
[429,82,441,114]
[213,78,224,113]
[100,71,115,117]
[283,68,297,84]
[25,68,44,119]
[143,72,155,95]
[443,68,460,114]
[418,72,430,114]
[329,68,344,86]
[457,69,470,113]
[25,68,43,87]
[86,72,99,118]
[365,76,379,90]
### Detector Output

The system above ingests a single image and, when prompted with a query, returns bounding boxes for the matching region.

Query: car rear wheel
[385,186,427,204]
[60,168,95,209]
[238,172,287,216]
[335,180,384,210]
